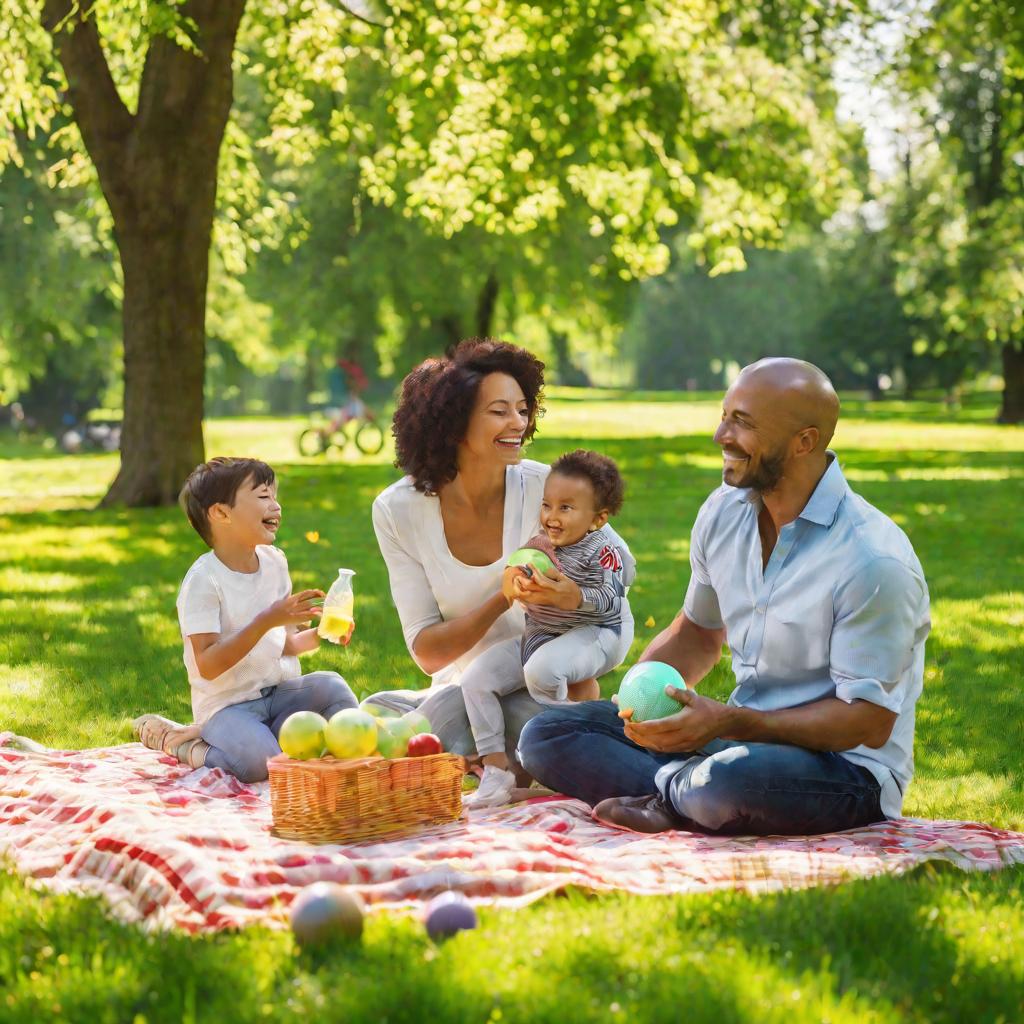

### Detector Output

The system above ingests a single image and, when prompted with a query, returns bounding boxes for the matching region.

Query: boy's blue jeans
[202,671,357,782]
[517,700,885,835]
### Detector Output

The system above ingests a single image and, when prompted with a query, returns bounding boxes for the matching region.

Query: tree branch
[135,0,246,145]
[40,0,134,173]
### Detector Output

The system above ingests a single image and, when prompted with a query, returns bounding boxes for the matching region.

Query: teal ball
[615,662,685,722]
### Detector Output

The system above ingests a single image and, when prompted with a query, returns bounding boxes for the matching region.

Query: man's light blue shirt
[683,454,931,818]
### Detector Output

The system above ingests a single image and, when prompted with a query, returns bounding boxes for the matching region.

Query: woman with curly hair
[367,338,635,787]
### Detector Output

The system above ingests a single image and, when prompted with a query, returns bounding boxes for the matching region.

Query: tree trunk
[102,207,211,504]
[475,272,499,339]
[997,342,1024,424]
[42,0,246,506]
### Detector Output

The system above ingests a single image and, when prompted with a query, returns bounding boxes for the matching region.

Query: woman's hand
[501,565,529,607]
[515,566,582,610]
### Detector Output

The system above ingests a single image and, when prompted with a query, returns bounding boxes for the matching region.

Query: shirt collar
[738,451,846,527]
[799,452,846,527]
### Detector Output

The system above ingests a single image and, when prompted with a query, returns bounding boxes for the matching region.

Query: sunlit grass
[1,388,1023,1022]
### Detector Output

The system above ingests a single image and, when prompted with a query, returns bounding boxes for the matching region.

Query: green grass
[2,389,1023,1023]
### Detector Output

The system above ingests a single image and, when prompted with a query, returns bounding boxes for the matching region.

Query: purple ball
[425,891,478,940]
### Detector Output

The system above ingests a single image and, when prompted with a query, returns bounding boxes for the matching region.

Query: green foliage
[0,151,120,423]
[886,0,1024,380]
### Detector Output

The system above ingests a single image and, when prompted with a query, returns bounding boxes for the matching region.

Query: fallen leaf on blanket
[305,531,320,543]
[645,615,656,628]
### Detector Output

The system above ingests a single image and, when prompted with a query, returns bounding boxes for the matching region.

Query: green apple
[323,708,379,759]
[401,710,433,736]
[360,701,399,720]
[278,711,328,760]
[376,717,415,758]
[508,547,556,577]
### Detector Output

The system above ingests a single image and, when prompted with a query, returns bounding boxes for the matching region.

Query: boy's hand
[286,626,321,656]
[262,589,325,629]
[340,621,355,646]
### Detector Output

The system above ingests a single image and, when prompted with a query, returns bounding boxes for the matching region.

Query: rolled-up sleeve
[682,502,724,630]
[831,556,928,712]
[371,496,442,673]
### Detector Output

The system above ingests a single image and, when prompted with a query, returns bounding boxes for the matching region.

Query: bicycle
[297,404,386,457]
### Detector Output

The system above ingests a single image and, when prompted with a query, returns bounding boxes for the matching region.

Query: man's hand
[619,685,732,753]
[514,566,582,610]
[261,589,325,630]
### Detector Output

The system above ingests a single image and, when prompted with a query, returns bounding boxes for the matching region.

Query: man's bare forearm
[639,612,725,688]
[723,698,897,751]
[411,592,510,676]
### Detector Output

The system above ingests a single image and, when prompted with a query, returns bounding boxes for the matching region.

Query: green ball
[615,662,686,722]
[508,547,555,577]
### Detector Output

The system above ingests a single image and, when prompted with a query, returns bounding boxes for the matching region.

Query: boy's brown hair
[179,457,275,547]
[549,449,625,515]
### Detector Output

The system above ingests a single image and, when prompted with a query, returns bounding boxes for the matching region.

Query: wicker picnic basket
[267,751,464,843]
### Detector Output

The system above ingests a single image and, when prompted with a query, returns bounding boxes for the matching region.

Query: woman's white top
[372,459,634,687]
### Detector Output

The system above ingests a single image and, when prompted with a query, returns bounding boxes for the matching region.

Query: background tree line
[1,0,1021,505]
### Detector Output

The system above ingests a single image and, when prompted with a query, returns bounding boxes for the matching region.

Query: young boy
[134,457,357,782]
[463,449,632,807]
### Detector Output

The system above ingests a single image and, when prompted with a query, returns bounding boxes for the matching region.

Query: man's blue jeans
[517,701,884,835]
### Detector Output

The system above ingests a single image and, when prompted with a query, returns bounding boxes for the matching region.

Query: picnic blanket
[3,732,1024,934]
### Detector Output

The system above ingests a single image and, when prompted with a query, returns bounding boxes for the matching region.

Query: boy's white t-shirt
[176,545,300,724]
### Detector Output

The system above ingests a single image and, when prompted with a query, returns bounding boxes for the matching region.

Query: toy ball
[508,547,555,578]
[425,891,478,940]
[614,661,686,722]
[290,882,364,946]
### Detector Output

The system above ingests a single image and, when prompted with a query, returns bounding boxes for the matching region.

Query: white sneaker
[465,765,516,808]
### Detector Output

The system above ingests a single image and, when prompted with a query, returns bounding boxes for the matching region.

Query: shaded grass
[1,388,1023,1022]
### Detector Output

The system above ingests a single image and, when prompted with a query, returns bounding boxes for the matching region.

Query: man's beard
[726,448,787,494]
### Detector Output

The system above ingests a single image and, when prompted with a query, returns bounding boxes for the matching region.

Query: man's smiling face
[713,378,789,493]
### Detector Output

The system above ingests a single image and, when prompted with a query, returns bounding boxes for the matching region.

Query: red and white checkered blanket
[3,732,1023,934]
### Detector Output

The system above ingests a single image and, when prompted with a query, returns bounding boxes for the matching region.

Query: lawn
[1,389,1023,1023]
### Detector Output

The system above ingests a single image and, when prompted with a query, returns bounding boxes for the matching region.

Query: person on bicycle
[327,347,369,430]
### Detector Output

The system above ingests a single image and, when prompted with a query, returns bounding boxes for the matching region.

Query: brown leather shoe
[592,795,681,834]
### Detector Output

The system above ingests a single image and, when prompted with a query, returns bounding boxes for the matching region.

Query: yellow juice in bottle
[318,593,354,643]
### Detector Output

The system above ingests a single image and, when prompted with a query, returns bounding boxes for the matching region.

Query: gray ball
[290,882,364,946]
[425,891,478,940]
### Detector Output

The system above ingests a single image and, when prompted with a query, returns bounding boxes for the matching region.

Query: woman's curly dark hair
[549,449,625,515]
[392,338,546,493]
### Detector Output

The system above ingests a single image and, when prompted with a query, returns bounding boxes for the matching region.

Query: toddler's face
[540,473,606,547]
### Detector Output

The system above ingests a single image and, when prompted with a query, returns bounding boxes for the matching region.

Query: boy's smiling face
[209,474,282,547]
[540,472,608,548]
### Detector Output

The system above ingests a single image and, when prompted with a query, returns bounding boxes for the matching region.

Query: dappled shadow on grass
[2,436,1023,815]
[3,863,1023,1024]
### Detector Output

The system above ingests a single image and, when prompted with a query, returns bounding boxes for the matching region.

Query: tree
[4,0,860,504]
[889,0,1024,421]
[0,149,120,428]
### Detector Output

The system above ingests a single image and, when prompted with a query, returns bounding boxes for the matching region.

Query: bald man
[517,358,931,835]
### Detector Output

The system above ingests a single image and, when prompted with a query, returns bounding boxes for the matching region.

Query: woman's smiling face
[459,372,531,467]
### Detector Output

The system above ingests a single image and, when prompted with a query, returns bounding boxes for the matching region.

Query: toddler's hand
[263,589,325,629]
[341,621,355,646]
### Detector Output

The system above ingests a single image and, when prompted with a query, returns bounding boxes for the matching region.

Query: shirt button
[755,605,765,614]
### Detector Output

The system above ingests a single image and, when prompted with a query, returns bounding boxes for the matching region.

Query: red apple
[406,733,443,757]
